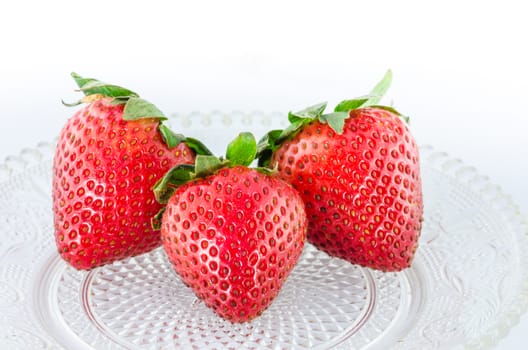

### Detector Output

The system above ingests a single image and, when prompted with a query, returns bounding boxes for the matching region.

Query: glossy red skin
[161,166,307,322]
[53,98,195,270]
[270,108,423,271]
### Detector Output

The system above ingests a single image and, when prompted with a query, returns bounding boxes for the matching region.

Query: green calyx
[63,72,195,149]
[257,69,408,167]
[64,72,165,120]
[157,124,213,155]
[71,72,139,100]
[152,132,269,212]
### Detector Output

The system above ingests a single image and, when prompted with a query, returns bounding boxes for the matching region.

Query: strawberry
[258,71,423,272]
[154,132,307,322]
[53,73,210,270]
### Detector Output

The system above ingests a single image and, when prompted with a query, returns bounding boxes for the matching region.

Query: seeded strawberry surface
[53,98,195,269]
[270,107,423,271]
[161,166,307,322]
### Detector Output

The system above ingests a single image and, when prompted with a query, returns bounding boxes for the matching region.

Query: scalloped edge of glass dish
[417,145,528,349]
[1,112,527,350]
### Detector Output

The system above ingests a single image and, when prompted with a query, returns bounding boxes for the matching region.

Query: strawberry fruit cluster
[52,71,423,322]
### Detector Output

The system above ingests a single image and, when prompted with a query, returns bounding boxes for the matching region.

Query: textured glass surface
[0,112,527,349]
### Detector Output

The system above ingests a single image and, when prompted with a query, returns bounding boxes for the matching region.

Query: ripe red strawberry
[53,73,209,270]
[155,133,307,322]
[258,71,423,272]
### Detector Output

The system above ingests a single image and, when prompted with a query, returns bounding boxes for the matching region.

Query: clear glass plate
[0,111,527,350]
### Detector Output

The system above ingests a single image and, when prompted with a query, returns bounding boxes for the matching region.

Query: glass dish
[0,111,526,349]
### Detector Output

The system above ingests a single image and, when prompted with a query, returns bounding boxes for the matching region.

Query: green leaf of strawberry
[71,72,139,98]
[334,97,370,113]
[278,121,307,141]
[195,155,228,177]
[333,70,392,112]
[183,137,214,157]
[272,102,329,143]
[369,105,410,123]
[158,124,186,149]
[364,69,392,106]
[122,97,167,121]
[226,132,257,166]
[153,164,196,204]
[66,73,164,122]
[288,102,327,122]
[256,130,282,167]
[257,129,282,155]
[318,111,349,134]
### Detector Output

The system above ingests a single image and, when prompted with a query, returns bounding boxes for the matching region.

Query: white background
[0,1,527,348]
